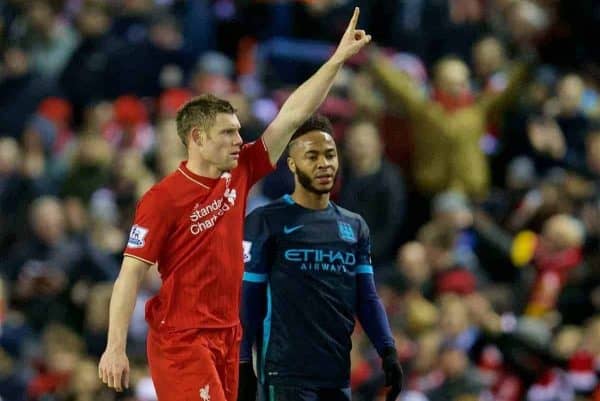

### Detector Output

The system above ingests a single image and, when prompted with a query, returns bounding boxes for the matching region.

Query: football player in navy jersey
[238,115,403,401]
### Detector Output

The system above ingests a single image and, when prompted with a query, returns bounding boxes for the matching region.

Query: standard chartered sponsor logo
[189,186,237,235]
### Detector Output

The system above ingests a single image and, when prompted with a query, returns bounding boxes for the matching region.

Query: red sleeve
[123,187,172,265]
[239,137,275,186]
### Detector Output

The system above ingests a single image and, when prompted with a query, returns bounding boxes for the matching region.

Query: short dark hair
[288,114,334,151]
[175,94,236,146]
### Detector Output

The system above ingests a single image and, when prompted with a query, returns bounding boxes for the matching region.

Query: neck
[291,188,330,210]
[186,153,222,179]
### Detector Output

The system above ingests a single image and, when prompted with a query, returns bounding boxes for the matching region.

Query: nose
[317,155,332,169]
[233,131,243,146]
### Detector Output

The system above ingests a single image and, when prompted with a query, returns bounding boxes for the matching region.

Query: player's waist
[145,297,240,331]
[264,370,350,388]
[146,315,240,332]
[265,346,351,380]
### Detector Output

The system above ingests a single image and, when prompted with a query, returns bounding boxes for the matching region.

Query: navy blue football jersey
[243,195,374,387]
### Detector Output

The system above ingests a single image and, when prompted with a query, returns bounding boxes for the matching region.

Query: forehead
[293,131,336,152]
[438,61,469,80]
[347,122,378,140]
[212,113,240,129]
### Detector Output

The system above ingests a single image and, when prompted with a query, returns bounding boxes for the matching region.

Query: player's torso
[160,171,246,274]
[150,168,249,329]
[267,198,362,300]
[262,199,363,385]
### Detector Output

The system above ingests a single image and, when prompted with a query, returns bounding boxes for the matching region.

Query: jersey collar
[177,161,220,189]
[283,194,333,209]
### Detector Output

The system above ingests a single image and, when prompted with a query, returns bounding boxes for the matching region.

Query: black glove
[382,347,403,401]
[238,361,257,401]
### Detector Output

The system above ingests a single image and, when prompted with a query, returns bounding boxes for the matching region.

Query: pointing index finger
[346,7,359,32]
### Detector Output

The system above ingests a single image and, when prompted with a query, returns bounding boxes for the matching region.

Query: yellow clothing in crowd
[371,55,529,199]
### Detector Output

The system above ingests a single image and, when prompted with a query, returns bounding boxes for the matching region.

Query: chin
[224,160,239,170]
[313,185,334,194]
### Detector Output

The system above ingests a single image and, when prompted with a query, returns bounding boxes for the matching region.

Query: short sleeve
[123,187,172,265]
[356,217,374,275]
[239,138,275,187]
[242,208,271,283]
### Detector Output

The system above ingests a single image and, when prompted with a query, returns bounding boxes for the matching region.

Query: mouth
[315,174,333,185]
[230,151,240,160]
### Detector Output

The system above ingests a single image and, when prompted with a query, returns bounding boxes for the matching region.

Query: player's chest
[273,218,358,245]
[272,220,360,277]
[173,177,246,238]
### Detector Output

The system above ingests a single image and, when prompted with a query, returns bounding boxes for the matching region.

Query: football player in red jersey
[98,7,371,401]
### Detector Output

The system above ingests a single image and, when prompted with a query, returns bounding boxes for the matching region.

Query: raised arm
[98,256,150,392]
[480,60,531,120]
[369,49,428,120]
[261,7,371,165]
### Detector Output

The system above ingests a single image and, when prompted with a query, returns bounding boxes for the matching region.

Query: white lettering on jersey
[190,173,237,235]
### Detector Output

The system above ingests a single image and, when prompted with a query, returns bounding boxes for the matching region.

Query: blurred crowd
[0,0,600,400]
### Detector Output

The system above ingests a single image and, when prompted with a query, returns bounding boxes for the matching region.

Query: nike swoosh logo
[283,225,304,234]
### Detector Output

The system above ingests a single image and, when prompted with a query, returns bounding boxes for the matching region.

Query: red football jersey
[124,139,274,330]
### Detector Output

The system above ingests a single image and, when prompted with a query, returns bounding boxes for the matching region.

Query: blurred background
[0,0,600,400]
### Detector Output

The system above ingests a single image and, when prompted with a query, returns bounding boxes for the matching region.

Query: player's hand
[238,361,257,401]
[98,348,130,392]
[331,7,372,64]
[382,347,403,401]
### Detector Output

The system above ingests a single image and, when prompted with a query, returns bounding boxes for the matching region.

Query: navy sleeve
[356,217,373,272]
[355,218,395,356]
[240,209,270,362]
[240,281,267,362]
[242,209,271,278]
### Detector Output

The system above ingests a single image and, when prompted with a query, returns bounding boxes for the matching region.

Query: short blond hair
[175,94,236,146]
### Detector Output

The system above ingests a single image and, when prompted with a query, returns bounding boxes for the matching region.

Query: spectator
[370,46,530,199]
[472,36,508,93]
[60,3,122,115]
[418,222,477,298]
[0,137,31,252]
[0,47,59,137]
[14,0,78,78]
[61,134,113,203]
[339,118,406,266]
[1,196,117,331]
[105,12,191,98]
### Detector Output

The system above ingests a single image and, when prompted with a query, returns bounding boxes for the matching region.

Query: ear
[190,127,203,146]
[287,156,296,173]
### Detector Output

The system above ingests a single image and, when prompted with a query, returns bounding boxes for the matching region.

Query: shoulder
[247,196,294,221]
[330,202,364,222]
[330,202,368,229]
[241,138,268,152]
[238,138,269,163]
[137,173,178,207]
[245,197,294,237]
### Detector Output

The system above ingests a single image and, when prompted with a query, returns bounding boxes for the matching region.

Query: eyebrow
[304,148,337,154]
[220,126,241,132]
